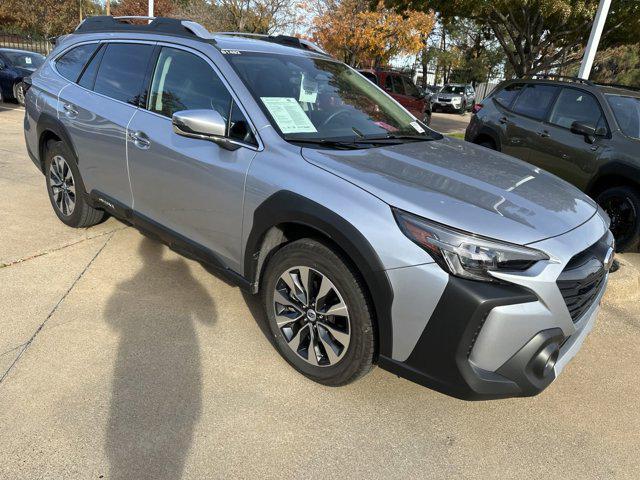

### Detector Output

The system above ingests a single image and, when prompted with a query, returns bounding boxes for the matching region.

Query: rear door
[503,83,559,162]
[57,41,154,206]
[126,45,259,271]
[532,87,609,189]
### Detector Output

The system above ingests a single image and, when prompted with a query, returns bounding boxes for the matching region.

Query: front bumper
[378,213,611,400]
[432,99,463,111]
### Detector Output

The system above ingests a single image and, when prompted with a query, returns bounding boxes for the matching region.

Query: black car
[466,75,640,251]
[0,48,45,105]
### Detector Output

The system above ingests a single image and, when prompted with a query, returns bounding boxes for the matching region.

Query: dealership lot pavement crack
[0,233,113,385]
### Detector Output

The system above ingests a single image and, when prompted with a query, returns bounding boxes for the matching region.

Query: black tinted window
[78,45,104,90]
[494,83,524,107]
[549,88,605,130]
[402,77,420,97]
[56,43,99,82]
[148,47,231,119]
[229,101,256,145]
[361,71,377,84]
[94,43,153,104]
[512,84,558,120]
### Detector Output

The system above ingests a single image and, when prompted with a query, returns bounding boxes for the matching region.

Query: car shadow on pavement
[103,237,216,480]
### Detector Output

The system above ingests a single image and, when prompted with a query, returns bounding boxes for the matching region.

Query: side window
[493,83,524,108]
[391,75,404,94]
[511,84,558,120]
[228,101,257,146]
[78,44,104,90]
[147,47,231,120]
[55,43,100,82]
[94,43,154,105]
[361,71,377,85]
[384,74,394,92]
[549,88,605,131]
[402,77,420,97]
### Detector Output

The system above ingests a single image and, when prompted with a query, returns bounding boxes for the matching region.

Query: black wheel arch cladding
[37,112,79,169]
[245,191,394,358]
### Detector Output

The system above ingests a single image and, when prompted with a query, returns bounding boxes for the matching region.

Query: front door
[527,87,608,190]
[126,45,258,271]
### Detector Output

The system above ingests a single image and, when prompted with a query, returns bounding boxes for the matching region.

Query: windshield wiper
[354,134,436,144]
[287,138,368,150]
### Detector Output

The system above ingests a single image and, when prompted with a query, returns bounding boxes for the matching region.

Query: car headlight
[394,209,549,282]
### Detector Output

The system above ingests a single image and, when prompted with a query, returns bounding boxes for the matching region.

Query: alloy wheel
[273,266,350,367]
[49,155,76,216]
[600,194,637,247]
[15,84,25,105]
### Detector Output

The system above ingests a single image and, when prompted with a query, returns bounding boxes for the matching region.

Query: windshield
[607,94,640,139]
[441,85,465,94]
[2,51,45,70]
[225,51,439,144]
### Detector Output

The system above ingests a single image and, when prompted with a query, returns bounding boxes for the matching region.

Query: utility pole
[106,0,110,16]
[578,0,612,79]
[148,0,154,18]
[79,0,83,23]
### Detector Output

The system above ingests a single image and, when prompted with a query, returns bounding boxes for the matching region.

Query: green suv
[465,76,640,251]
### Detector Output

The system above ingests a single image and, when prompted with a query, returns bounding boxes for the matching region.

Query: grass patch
[446,132,465,139]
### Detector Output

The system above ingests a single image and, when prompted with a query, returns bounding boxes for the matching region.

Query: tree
[0,0,101,37]
[590,44,640,86]
[172,0,301,34]
[384,0,640,77]
[311,0,435,67]
[112,0,178,17]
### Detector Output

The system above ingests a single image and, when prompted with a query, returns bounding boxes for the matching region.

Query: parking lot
[1,102,639,479]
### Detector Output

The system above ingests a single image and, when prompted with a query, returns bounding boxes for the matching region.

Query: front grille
[438,97,451,102]
[556,233,612,322]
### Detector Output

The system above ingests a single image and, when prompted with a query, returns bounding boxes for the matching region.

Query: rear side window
[493,83,524,107]
[78,44,104,90]
[511,84,558,120]
[360,71,377,84]
[94,43,154,105]
[147,47,231,118]
[549,88,606,130]
[56,43,99,82]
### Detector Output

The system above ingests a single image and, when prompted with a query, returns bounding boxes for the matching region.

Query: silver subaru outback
[23,16,614,400]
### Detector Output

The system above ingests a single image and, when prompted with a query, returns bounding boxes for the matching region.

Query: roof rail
[521,74,595,86]
[593,82,640,93]
[214,32,329,56]
[74,16,215,40]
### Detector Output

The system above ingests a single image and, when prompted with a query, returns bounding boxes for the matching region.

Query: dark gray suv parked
[23,17,613,400]
[466,75,640,251]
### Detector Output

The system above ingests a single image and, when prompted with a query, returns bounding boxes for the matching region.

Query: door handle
[128,131,151,150]
[537,130,550,138]
[62,103,78,118]
[499,116,508,124]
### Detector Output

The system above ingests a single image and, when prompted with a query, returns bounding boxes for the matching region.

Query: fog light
[532,343,560,378]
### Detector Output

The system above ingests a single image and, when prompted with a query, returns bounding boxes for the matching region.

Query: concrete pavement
[1,104,639,479]
[429,111,471,134]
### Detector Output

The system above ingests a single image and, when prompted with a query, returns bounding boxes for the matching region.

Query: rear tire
[261,239,375,386]
[44,141,105,228]
[596,185,640,252]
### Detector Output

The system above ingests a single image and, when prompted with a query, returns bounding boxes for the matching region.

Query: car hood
[301,138,597,245]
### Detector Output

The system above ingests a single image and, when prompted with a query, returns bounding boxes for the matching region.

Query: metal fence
[0,32,53,55]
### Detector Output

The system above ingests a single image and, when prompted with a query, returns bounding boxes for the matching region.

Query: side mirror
[570,121,597,143]
[172,109,239,150]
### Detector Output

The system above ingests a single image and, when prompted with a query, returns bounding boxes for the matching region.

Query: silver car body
[23,24,612,399]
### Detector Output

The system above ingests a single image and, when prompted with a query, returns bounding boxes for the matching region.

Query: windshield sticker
[25,57,32,65]
[410,121,425,133]
[260,97,317,134]
[299,74,318,103]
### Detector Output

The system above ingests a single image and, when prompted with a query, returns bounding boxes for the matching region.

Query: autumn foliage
[311,0,435,68]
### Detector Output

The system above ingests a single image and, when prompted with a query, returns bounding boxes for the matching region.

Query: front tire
[44,141,105,228]
[597,185,640,252]
[13,82,26,106]
[261,239,375,386]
